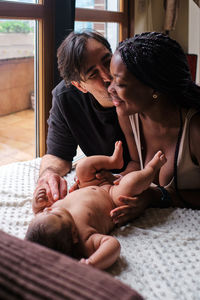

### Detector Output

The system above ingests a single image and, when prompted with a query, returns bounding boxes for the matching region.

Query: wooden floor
[0,109,35,166]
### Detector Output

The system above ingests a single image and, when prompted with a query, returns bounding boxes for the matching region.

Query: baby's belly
[67,186,115,234]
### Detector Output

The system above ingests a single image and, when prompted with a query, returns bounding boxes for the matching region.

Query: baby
[26,141,166,270]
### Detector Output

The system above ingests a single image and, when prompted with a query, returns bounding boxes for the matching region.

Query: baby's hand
[33,188,52,214]
[69,176,80,193]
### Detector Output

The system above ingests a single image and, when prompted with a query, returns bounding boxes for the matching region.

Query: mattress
[0,158,200,300]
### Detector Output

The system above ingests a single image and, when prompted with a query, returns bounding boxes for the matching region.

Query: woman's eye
[116,83,126,88]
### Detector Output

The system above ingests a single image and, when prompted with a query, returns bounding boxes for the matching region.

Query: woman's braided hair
[117,32,200,110]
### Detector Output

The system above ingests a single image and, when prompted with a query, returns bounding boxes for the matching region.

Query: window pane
[75,0,120,11]
[0,19,36,166]
[74,21,119,52]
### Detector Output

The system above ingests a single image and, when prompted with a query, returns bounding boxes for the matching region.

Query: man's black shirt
[47,80,130,172]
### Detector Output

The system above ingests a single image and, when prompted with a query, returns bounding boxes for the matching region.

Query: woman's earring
[152,93,158,100]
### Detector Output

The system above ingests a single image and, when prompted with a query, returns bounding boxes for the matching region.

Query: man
[33,30,130,214]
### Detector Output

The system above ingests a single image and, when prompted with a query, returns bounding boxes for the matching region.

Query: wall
[134,0,200,83]
[134,0,189,49]
[0,33,34,60]
[189,0,200,82]
[0,57,34,116]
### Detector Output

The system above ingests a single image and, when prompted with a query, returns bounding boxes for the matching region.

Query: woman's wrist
[148,186,172,208]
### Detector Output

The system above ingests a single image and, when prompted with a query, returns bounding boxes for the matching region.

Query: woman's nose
[108,80,115,93]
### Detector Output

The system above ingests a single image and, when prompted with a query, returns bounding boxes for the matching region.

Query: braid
[117,32,200,110]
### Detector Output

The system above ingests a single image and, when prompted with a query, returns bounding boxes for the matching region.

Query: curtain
[193,0,200,7]
[54,0,76,86]
[163,0,180,32]
[164,0,200,33]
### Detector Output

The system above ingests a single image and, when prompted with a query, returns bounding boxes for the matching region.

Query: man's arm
[33,154,72,214]
[80,233,120,270]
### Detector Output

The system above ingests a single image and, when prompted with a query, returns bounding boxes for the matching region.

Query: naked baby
[26,141,166,270]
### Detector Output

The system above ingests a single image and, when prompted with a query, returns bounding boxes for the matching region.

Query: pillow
[0,230,143,300]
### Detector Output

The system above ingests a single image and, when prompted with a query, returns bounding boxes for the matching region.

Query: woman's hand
[110,189,151,226]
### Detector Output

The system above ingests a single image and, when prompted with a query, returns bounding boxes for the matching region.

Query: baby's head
[25,206,79,256]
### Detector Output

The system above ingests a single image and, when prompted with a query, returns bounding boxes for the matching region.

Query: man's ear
[71,81,88,93]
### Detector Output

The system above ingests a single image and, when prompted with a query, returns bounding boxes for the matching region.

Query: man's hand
[110,189,151,226]
[32,171,67,214]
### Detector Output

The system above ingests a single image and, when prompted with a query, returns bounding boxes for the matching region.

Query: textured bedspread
[0,158,200,300]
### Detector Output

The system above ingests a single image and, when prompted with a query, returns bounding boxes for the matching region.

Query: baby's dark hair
[117,32,200,110]
[25,217,73,256]
[57,30,112,86]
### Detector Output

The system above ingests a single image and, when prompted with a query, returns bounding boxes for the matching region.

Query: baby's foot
[147,150,167,171]
[111,141,124,169]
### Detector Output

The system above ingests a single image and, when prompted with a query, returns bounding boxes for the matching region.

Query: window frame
[75,0,134,41]
[0,0,54,156]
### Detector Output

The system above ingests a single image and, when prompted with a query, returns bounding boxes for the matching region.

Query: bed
[0,158,200,299]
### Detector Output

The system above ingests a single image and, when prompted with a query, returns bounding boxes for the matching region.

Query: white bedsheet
[0,158,200,300]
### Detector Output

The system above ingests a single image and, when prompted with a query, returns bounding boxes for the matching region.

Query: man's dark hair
[57,30,112,86]
[117,32,200,110]
[25,218,74,256]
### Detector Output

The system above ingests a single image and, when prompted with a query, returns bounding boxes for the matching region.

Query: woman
[109,32,200,226]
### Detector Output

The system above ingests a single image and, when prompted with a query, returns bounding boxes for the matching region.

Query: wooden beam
[75,8,125,23]
[0,2,44,19]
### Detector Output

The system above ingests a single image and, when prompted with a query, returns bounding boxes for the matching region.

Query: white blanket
[0,158,200,300]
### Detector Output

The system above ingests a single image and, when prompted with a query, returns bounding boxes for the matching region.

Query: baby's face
[35,207,75,233]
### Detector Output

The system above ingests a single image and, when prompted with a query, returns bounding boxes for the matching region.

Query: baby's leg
[110,151,166,206]
[76,141,124,186]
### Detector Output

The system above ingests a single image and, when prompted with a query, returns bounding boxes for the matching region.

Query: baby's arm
[80,233,120,270]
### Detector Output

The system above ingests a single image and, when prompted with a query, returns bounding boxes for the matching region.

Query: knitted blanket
[0,158,200,300]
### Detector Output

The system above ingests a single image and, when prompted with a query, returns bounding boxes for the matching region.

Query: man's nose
[99,66,112,82]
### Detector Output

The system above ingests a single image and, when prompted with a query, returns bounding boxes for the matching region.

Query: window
[75,0,130,51]
[0,0,55,165]
[0,18,35,165]
[76,0,120,11]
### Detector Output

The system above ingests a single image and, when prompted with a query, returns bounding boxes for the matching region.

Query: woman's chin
[116,106,129,116]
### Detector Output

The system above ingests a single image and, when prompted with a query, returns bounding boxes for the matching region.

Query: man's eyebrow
[85,52,111,76]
